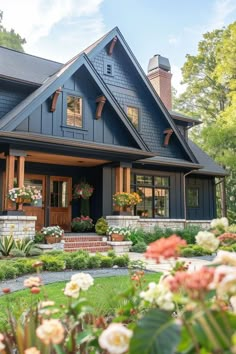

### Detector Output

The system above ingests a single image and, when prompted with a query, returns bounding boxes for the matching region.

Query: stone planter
[107,241,132,254]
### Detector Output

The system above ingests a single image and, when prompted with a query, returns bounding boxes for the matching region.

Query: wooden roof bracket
[96,96,106,119]
[108,36,118,55]
[50,87,62,112]
[163,128,174,146]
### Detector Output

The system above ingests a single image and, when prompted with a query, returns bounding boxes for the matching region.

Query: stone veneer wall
[0,215,37,239]
[106,216,211,231]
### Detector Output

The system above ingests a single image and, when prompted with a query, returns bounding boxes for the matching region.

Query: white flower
[195,231,219,252]
[24,347,40,354]
[71,273,94,291]
[140,282,174,311]
[213,250,236,266]
[36,319,64,345]
[64,281,80,298]
[211,265,236,297]
[99,323,133,354]
[230,295,236,312]
[211,217,229,230]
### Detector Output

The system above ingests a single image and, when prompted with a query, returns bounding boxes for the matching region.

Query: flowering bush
[71,216,94,232]
[113,192,142,207]
[195,230,220,252]
[40,225,64,238]
[108,225,132,239]
[73,181,94,199]
[8,186,42,204]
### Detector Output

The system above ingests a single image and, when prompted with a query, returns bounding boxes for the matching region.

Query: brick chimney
[147,54,172,110]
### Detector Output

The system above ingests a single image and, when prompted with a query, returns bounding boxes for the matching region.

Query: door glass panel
[24,178,43,207]
[136,187,152,218]
[50,181,68,207]
[154,188,169,217]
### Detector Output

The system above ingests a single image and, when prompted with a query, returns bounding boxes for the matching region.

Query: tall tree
[0,10,26,52]
[174,22,236,220]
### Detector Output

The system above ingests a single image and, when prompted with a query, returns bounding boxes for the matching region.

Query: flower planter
[45,235,63,244]
[16,198,31,204]
[111,233,125,242]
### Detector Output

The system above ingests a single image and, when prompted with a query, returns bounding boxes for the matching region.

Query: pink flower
[145,235,187,263]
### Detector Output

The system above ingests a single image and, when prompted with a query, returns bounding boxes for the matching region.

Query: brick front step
[64,236,103,242]
[65,246,112,253]
[64,241,109,248]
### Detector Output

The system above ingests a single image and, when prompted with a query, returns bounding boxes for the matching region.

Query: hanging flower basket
[73,182,94,200]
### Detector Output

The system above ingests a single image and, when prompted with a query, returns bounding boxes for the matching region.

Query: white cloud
[168,35,180,46]
[1,0,105,61]
[209,0,236,30]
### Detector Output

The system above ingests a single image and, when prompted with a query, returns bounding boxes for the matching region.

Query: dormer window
[127,106,139,129]
[66,95,82,128]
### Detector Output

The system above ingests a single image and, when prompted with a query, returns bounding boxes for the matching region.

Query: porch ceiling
[0,151,110,167]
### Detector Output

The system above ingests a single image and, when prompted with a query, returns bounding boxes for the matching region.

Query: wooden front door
[24,174,46,230]
[49,176,72,232]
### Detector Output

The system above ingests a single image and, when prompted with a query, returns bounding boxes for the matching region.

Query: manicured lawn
[0,273,161,329]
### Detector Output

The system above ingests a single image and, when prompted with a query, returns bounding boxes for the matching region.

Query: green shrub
[0,265,18,279]
[9,249,26,258]
[39,255,65,271]
[46,250,63,256]
[113,255,129,267]
[128,228,145,245]
[100,256,113,268]
[57,253,73,269]
[176,225,202,244]
[107,250,116,258]
[87,255,101,269]
[72,255,88,270]
[13,238,36,256]
[131,241,147,253]
[34,232,45,244]
[28,248,43,257]
[71,250,90,259]
[0,235,14,256]
[180,244,212,257]
[12,260,34,274]
[0,268,4,281]
[95,217,108,235]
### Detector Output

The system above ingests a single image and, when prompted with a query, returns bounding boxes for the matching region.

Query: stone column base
[0,215,37,239]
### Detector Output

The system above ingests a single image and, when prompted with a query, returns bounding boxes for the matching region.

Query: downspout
[183,170,195,228]
[215,177,227,217]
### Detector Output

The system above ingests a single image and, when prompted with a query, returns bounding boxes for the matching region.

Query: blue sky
[1,0,236,93]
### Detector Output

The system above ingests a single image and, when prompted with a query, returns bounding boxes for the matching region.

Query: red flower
[145,235,187,263]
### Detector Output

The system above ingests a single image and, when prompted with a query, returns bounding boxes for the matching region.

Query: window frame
[131,173,170,218]
[186,187,200,208]
[65,94,83,129]
[126,105,140,130]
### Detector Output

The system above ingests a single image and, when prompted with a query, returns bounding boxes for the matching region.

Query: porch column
[17,156,25,211]
[123,167,131,193]
[4,155,15,210]
[115,167,123,193]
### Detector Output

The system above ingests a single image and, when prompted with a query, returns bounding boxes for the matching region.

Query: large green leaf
[129,309,181,354]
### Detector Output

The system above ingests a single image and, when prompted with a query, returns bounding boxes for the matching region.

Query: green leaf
[53,344,66,354]
[129,309,181,354]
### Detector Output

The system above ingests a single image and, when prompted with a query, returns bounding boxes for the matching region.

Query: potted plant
[8,186,42,206]
[40,225,64,244]
[113,192,142,214]
[108,226,132,241]
[71,216,94,233]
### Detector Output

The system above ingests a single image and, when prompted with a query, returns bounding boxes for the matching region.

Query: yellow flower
[99,323,133,354]
[36,319,64,345]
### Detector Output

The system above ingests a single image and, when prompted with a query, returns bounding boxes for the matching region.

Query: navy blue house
[0,27,226,231]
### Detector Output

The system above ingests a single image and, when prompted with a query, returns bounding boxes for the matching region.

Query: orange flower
[145,235,187,263]
[31,287,41,294]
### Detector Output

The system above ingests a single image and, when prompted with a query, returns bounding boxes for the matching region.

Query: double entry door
[24,174,72,231]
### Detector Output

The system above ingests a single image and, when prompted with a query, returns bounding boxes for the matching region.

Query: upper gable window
[127,106,139,129]
[66,95,82,128]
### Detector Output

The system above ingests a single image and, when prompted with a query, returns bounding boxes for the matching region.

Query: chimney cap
[148,54,171,73]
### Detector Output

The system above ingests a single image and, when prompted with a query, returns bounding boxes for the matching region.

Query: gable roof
[0,52,149,152]
[0,46,62,85]
[85,27,198,164]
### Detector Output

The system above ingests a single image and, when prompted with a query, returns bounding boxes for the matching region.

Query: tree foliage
[0,10,26,52]
[174,22,236,220]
